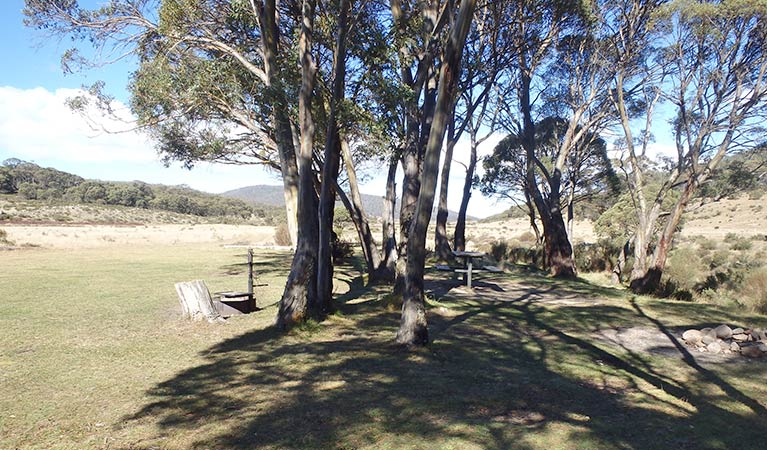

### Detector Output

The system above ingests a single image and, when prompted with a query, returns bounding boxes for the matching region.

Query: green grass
[1,245,766,449]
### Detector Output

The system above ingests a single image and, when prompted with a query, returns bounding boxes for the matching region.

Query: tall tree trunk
[277,0,319,329]
[316,0,349,311]
[435,118,457,260]
[454,139,477,252]
[398,0,476,346]
[338,139,391,282]
[520,68,575,278]
[381,155,399,279]
[612,238,631,284]
[257,0,299,246]
[631,177,697,294]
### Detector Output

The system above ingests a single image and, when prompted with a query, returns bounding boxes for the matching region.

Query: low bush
[662,247,706,298]
[731,239,753,251]
[274,223,292,246]
[0,228,11,245]
[332,239,356,263]
[516,231,537,244]
[488,239,544,268]
[489,240,509,262]
[740,267,767,314]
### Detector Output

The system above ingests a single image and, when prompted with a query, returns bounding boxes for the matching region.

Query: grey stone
[702,331,718,345]
[730,341,741,352]
[732,327,745,335]
[753,328,766,341]
[741,346,764,358]
[733,333,749,342]
[757,343,767,353]
[682,329,703,344]
[706,342,723,354]
[714,324,733,339]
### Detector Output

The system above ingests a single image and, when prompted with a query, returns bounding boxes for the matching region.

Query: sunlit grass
[1,245,766,449]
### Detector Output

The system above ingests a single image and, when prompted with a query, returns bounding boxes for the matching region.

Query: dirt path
[428,274,764,365]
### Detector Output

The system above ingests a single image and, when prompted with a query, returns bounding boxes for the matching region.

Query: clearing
[1,230,765,449]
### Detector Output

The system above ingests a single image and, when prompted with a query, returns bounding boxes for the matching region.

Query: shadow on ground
[123,270,767,449]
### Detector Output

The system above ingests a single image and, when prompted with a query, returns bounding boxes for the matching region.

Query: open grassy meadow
[1,224,767,449]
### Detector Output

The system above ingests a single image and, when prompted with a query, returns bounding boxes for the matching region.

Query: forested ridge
[0,158,282,222]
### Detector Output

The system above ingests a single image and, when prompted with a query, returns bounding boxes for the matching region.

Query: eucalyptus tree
[26,0,306,248]
[396,0,477,346]
[388,0,445,283]
[493,0,614,277]
[481,117,616,248]
[619,0,767,293]
[434,0,510,259]
[22,0,366,327]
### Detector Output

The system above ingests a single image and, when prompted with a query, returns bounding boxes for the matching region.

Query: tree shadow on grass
[123,278,767,449]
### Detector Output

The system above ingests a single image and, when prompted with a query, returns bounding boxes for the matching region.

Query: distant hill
[0,159,283,225]
[222,185,471,221]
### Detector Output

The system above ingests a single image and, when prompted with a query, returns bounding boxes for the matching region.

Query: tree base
[630,268,662,295]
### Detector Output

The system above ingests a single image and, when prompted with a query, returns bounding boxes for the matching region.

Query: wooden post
[248,248,254,297]
[174,280,223,322]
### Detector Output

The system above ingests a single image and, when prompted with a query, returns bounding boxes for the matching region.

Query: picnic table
[452,251,486,289]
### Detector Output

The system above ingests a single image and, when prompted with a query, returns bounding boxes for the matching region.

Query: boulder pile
[681,325,767,358]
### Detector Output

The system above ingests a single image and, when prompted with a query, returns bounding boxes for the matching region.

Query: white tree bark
[175,280,223,323]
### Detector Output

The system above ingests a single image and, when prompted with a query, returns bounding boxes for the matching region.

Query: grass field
[2,239,766,449]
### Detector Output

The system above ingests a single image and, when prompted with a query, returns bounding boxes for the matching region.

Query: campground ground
[1,220,766,449]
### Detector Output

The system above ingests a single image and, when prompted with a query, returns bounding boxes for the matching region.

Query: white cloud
[0,85,508,218]
[0,86,156,164]
[0,85,281,193]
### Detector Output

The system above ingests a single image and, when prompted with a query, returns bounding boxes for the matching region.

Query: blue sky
[0,2,299,197]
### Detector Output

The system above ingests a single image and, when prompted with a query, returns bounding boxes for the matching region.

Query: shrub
[490,240,509,262]
[740,267,767,314]
[516,231,537,243]
[274,223,292,246]
[0,228,11,245]
[731,239,753,251]
[332,238,355,263]
[664,247,706,293]
[697,237,718,251]
[574,241,620,273]
[724,232,739,243]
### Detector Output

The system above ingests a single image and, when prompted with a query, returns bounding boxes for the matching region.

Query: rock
[753,328,766,341]
[702,331,718,345]
[730,341,741,352]
[757,343,767,353]
[733,333,749,342]
[732,327,745,335]
[741,346,764,358]
[706,342,723,354]
[682,329,703,344]
[714,324,733,339]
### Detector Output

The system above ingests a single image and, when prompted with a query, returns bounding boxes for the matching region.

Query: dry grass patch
[2,243,767,449]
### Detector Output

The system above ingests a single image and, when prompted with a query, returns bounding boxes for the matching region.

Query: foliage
[574,240,624,273]
[0,228,11,245]
[659,238,767,309]
[489,239,545,269]
[698,146,767,201]
[481,117,620,221]
[0,159,270,221]
[594,180,681,244]
[741,267,767,314]
[273,223,293,247]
